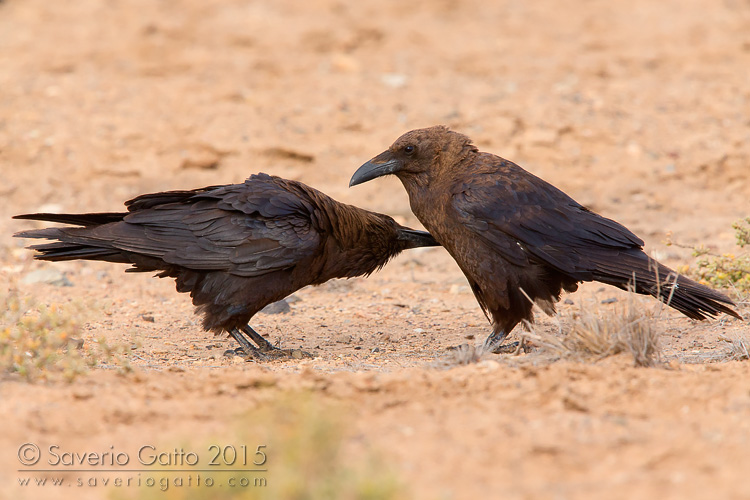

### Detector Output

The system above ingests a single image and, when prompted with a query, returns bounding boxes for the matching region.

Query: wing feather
[451,160,644,279]
[109,174,321,276]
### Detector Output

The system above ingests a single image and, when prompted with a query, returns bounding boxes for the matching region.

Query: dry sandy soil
[1,0,750,498]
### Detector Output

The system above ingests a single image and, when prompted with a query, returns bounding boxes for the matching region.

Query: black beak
[396,229,440,249]
[349,151,402,187]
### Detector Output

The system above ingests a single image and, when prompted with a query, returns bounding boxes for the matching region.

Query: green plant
[114,393,407,500]
[244,395,404,500]
[1,287,132,381]
[668,217,750,292]
[0,288,89,381]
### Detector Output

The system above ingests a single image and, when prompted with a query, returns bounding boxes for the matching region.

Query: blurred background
[1,0,748,250]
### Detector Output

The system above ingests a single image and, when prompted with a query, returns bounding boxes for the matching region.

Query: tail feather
[14,227,127,263]
[590,250,741,321]
[13,212,126,226]
[28,243,125,262]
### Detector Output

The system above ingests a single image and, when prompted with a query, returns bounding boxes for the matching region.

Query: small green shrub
[113,393,407,500]
[0,289,88,381]
[1,288,131,381]
[668,217,750,292]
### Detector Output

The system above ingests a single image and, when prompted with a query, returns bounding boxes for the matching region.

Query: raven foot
[483,329,528,355]
[223,345,270,361]
[241,324,314,359]
[260,348,314,360]
[490,341,520,354]
[489,339,531,355]
[226,326,314,361]
[223,332,270,360]
[240,325,277,352]
[224,346,313,361]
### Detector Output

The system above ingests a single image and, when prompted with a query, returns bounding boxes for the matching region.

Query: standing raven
[350,126,741,351]
[14,172,438,360]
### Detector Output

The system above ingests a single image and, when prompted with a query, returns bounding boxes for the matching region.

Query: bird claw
[227,327,314,361]
[224,346,314,361]
[488,339,531,355]
[489,341,520,354]
[223,347,268,361]
[263,348,315,360]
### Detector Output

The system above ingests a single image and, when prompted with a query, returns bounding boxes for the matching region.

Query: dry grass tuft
[437,288,663,368]
[436,342,492,367]
[718,333,750,361]
[526,293,662,367]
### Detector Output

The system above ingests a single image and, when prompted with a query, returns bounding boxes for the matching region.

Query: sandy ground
[1,0,749,498]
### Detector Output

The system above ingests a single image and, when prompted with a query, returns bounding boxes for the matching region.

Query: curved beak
[349,150,402,187]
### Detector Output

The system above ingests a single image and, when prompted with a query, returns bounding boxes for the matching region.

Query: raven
[350,126,741,351]
[15,172,439,359]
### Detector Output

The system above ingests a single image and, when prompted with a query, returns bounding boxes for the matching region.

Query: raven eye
[404,145,415,155]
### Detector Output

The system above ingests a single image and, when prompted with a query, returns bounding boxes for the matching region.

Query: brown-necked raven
[15,172,439,359]
[350,126,740,351]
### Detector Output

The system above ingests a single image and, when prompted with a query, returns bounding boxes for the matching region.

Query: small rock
[330,53,360,73]
[262,147,314,163]
[523,128,558,146]
[21,268,73,287]
[601,297,618,304]
[381,73,408,89]
[563,298,575,305]
[179,144,228,170]
[450,284,469,294]
[285,294,302,304]
[72,389,94,400]
[563,395,589,413]
[68,338,85,350]
[626,143,642,157]
[260,299,291,315]
[335,334,352,344]
[140,314,155,323]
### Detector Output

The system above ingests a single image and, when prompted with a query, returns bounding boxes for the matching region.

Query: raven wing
[95,174,322,277]
[450,163,644,280]
[124,185,225,211]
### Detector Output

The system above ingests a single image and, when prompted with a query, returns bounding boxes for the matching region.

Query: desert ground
[1,0,749,498]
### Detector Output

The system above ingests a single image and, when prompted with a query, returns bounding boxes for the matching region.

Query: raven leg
[483,329,522,354]
[240,324,314,360]
[241,325,276,351]
[228,328,268,360]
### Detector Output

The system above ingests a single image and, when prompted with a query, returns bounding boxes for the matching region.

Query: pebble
[381,73,408,89]
[21,268,73,287]
[260,299,291,315]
